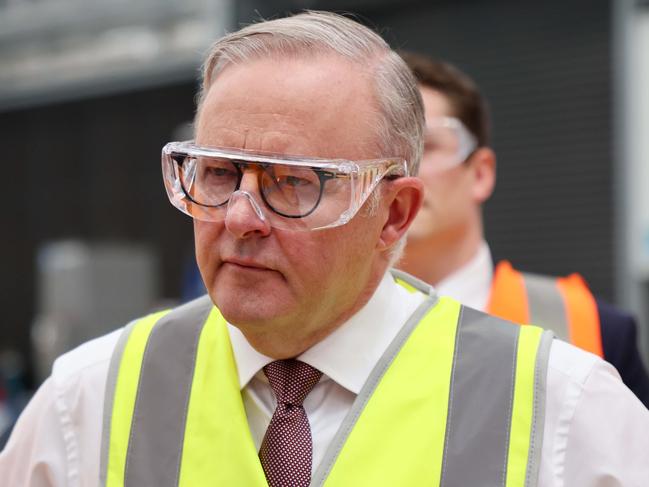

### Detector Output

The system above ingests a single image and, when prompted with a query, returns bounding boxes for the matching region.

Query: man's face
[407,85,477,242]
[193,55,389,353]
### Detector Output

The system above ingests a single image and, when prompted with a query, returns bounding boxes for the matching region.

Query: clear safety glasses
[162,141,408,231]
[421,116,478,172]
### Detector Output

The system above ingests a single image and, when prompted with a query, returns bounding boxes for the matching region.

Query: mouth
[223,258,272,272]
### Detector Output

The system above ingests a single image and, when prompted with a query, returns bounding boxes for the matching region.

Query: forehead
[419,85,453,121]
[195,55,383,160]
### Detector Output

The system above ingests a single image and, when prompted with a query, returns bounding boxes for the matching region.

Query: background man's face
[193,55,387,350]
[407,85,477,243]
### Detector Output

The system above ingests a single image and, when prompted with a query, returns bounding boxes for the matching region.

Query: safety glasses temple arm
[358,159,409,177]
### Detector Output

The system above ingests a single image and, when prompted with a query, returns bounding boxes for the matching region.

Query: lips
[223,257,271,271]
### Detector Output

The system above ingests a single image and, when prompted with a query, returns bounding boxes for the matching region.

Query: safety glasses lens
[178,156,328,218]
[179,156,239,207]
[260,166,324,217]
[422,118,476,172]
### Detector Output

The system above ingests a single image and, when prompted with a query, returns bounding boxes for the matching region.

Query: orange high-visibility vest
[487,260,603,357]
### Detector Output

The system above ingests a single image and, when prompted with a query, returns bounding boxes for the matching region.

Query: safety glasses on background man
[422,116,477,172]
[162,141,409,231]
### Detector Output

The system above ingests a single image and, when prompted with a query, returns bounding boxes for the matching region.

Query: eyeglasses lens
[260,165,323,217]
[179,157,324,217]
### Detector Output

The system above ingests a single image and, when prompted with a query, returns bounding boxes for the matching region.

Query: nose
[224,172,272,238]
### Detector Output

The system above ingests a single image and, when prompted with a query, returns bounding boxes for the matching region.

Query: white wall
[615,1,649,361]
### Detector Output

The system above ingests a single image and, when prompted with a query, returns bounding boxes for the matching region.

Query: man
[398,51,649,407]
[1,11,648,487]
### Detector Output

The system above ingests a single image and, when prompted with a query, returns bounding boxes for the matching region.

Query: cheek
[417,165,438,188]
[334,217,381,273]
[420,175,452,207]
[423,168,467,197]
[280,223,375,288]
[276,233,337,284]
[193,222,223,277]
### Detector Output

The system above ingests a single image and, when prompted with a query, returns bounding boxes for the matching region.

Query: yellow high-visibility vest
[100,269,552,486]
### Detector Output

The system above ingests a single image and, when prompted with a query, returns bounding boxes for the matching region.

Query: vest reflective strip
[440,307,519,486]
[507,325,549,487]
[99,320,142,486]
[525,329,553,487]
[122,297,213,486]
[522,273,570,341]
[178,306,267,486]
[102,310,169,487]
[390,267,436,296]
[440,309,551,487]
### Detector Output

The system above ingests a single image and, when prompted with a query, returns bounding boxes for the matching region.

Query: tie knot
[263,359,322,406]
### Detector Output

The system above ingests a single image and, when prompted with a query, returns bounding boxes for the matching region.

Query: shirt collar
[227,271,426,394]
[435,240,493,311]
[227,324,275,389]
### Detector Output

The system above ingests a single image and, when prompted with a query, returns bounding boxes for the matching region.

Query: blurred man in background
[398,51,649,407]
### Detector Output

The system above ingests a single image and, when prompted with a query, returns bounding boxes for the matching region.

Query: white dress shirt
[1,270,648,486]
[435,240,494,310]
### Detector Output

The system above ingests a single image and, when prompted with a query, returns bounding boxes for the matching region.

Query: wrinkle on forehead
[197,125,309,155]
[196,110,309,155]
[195,54,385,159]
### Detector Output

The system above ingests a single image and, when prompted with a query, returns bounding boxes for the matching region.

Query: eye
[270,166,320,189]
[198,159,238,182]
[206,166,236,177]
[261,167,324,217]
[279,174,313,187]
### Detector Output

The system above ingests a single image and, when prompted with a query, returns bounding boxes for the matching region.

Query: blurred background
[1,0,649,439]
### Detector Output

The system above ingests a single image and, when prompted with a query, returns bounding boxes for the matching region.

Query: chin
[211,286,291,328]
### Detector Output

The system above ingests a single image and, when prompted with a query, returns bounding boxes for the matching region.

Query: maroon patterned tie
[259,359,323,487]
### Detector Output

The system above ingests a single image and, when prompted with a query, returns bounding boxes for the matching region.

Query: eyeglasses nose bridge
[233,162,268,193]
[226,190,267,222]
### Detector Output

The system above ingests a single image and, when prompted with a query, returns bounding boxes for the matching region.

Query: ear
[469,147,496,204]
[377,177,424,251]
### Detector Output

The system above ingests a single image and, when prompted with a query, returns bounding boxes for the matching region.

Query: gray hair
[197,10,424,174]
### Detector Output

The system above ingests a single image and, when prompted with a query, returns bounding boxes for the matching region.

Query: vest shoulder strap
[316,296,552,487]
[488,261,602,357]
